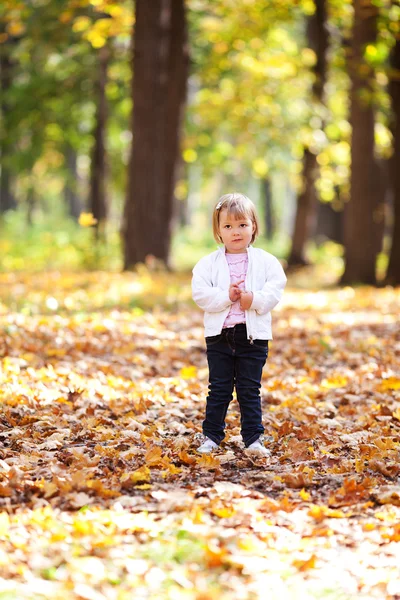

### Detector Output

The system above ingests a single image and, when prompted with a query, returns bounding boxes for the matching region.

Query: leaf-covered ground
[0,271,399,599]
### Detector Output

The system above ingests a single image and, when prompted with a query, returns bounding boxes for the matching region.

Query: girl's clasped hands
[229,279,253,311]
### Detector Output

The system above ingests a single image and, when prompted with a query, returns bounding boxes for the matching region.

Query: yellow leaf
[379,377,400,391]
[161,464,181,477]
[180,366,197,379]
[321,375,348,389]
[73,520,93,536]
[299,488,311,501]
[392,407,400,420]
[144,446,171,468]
[128,466,151,485]
[78,212,98,227]
[72,16,91,33]
[211,504,236,518]
[196,454,220,470]
[252,158,269,178]
[308,505,345,522]
[183,149,197,163]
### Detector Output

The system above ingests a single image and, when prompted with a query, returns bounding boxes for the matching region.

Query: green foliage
[0,209,122,272]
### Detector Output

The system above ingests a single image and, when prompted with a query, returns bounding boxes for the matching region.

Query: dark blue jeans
[203,323,268,448]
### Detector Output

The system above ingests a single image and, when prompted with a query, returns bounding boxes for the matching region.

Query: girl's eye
[240,223,248,227]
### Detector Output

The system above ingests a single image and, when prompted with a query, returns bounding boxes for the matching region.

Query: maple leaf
[284,438,312,462]
[196,454,220,470]
[144,446,171,468]
[283,467,315,488]
[121,466,151,488]
[177,450,196,465]
[328,478,371,507]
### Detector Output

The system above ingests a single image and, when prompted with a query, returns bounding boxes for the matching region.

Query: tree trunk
[64,146,82,220]
[288,149,318,265]
[123,0,189,269]
[262,177,274,240]
[341,0,380,285]
[89,45,108,235]
[0,39,17,213]
[315,196,344,245]
[385,38,400,286]
[288,0,328,266]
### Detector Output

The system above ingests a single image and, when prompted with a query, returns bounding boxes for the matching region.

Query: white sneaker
[197,436,219,454]
[246,438,270,457]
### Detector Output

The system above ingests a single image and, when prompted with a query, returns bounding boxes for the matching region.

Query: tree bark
[341,0,380,285]
[288,149,318,265]
[288,0,328,266]
[385,38,400,286]
[122,0,189,269]
[262,178,274,240]
[0,38,17,213]
[89,45,108,235]
[315,197,344,245]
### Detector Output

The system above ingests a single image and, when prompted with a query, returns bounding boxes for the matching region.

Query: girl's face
[218,209,255,254]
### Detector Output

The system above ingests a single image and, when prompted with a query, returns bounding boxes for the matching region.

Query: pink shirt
[223,252,248,328]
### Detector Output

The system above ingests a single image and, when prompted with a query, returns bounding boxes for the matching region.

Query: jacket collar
[217,245,253,257]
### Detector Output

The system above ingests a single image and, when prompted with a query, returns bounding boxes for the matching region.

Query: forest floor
[0,269,399,599]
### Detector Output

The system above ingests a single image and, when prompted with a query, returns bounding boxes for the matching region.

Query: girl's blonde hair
[212,193,259,244]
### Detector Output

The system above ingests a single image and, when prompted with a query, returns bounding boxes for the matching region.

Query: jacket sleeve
[192,258,232,313]
[250,255,287,315]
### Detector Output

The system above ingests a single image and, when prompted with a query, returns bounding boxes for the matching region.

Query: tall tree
[341,0,380,285]
[288,0,329,266]
[0,33,17,213]
[123,0,189,268]
[262,177,274,240]
[385,37,400,286]
[89,44,109,234]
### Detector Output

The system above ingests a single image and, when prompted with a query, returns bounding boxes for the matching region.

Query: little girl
[192,193,287,457]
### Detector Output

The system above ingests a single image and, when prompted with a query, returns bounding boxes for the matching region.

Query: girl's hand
[229,279,244,302]
[239,290,253,311]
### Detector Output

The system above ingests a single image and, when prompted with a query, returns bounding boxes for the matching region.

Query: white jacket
[192,246,287,341]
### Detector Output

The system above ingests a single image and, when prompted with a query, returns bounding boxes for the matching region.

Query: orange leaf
[178,450,196,465]
[196,454,220,470]
[144,447,171,468]
[293,554,318,571]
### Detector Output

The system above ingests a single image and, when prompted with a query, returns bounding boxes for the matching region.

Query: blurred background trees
[0,0,399,284]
